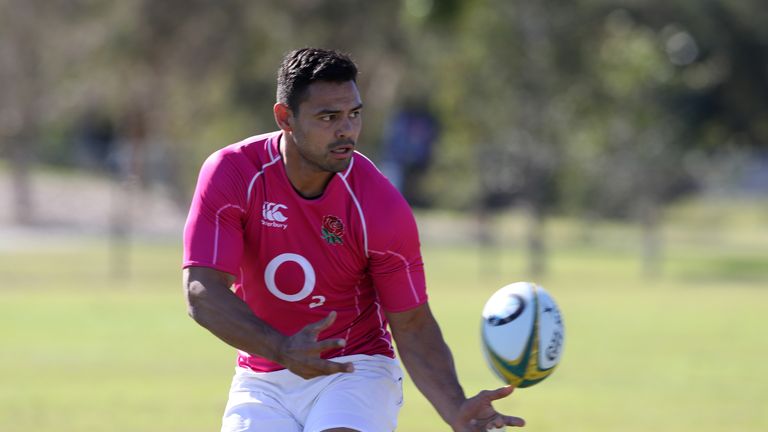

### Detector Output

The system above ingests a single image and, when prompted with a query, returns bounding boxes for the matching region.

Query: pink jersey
[183,131,428,372]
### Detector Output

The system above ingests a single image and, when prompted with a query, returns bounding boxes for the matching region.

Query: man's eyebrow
[314,104,364,115]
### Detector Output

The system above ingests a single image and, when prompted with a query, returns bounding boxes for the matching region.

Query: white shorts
[221,354,404,432]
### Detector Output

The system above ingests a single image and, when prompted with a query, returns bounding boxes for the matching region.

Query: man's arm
[183,266,353,378]
[387,303,525,431]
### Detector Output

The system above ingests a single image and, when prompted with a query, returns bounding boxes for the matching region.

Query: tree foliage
[1,0,766,215]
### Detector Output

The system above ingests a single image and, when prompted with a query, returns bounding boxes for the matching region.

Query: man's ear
[273,103,293,132]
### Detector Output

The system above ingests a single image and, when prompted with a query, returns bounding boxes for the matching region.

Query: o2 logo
[264,253,325,308]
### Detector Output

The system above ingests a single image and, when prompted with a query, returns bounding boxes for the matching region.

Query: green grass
[1,210,767,431]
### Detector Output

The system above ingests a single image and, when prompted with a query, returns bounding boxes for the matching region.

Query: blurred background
[1,0,767,431]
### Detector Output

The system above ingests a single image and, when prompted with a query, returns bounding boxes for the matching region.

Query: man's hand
[451,386,525,431]
[387,304,526,430]
[184,267,353,376]
[277,311,355,379]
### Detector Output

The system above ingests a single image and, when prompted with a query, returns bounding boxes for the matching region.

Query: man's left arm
[387,303,526,431]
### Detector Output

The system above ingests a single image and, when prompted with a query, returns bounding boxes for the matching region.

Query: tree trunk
[525,201,546,278]
[10,140,33,225]
[476,202,501,279]
[638,196,662,278]
[5,1,42,226]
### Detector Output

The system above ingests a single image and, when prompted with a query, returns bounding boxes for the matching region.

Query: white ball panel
[482,282,537,361]
[535,287,565,370]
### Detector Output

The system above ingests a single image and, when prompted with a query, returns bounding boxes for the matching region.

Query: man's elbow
[184,280,210,325]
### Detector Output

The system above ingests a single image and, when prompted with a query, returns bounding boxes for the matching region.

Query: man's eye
[320,115,334,121]
[350,111,361,119]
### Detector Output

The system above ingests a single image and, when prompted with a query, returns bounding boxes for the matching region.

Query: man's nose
[336,117,354,138]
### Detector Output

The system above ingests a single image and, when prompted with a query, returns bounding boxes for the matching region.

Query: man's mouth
[330,142,355,157]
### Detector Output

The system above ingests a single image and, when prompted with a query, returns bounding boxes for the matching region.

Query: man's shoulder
[346,152,413,215]
[344,153,420,251]
[207,131,281,171]
[346,151,386,181]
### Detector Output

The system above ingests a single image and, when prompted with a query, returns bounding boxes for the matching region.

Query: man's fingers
[482,415,525,430]
[310,358,355,376]
[307,311,337,335]
[484,385,515,401]
[327,359,355,373]
[501,415,525,427]
[312,337,347,354]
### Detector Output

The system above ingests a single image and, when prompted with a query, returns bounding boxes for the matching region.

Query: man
[183,47,525,432]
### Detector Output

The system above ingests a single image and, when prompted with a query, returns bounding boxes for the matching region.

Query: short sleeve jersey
[183,132,428,372]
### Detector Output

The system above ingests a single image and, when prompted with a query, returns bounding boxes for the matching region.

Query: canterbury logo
[262,202,288,222]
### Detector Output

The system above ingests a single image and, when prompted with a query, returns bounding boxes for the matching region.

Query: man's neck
[280,134,333,199]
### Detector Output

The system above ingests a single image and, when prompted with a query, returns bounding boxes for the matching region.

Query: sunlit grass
[1,207,767,431]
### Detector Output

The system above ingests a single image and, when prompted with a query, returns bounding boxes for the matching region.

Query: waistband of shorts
[234,354,399,377]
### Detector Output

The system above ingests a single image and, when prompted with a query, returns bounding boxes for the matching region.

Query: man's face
[288,80,363,173]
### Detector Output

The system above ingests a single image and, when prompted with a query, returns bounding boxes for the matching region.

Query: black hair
[276,48,358,113]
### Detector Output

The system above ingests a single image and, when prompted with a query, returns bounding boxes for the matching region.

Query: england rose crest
[321,215,344,245]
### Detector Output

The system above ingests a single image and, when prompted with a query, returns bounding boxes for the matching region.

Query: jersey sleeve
[367,187,428,313]
[183,151,248,276]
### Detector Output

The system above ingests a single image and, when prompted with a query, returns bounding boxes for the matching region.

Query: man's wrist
[271,333,290,367]
[444,395,469,430]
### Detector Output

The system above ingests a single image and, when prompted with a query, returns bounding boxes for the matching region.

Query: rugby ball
[481,282,564,387]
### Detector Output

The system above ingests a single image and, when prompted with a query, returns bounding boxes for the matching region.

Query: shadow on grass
[670,256,768,284]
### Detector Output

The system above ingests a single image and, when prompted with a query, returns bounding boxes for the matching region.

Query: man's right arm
[182,266,353,378]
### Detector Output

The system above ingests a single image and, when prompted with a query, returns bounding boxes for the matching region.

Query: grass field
[1,201,767,431]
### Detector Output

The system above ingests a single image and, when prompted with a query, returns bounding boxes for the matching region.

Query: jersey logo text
[262,202,288,230]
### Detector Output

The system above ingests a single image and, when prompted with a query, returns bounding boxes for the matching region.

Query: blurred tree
[112,0,412,199]
[421,0,584,277]
[566,1,768,276]
[0,0,44,224]
[575,10,687,277]
[2,0,767,280]
[631,0,768,151]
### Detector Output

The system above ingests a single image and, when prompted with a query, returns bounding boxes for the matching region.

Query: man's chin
[325,157,352,173]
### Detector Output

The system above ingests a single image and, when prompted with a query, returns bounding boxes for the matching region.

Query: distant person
[182,48,524,432]
[380,102,439,206]
[74,108,116,171]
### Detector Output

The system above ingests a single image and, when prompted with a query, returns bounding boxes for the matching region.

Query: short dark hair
[277,48,358,113]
